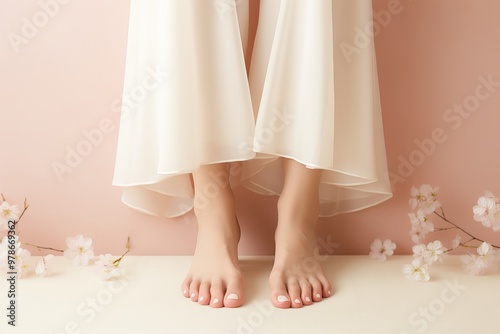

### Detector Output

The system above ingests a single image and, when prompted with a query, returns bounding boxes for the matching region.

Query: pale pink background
[1,0,499,256]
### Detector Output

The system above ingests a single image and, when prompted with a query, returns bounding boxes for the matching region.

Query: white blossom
[369,239,397,261]
[94,254,123,280]
[408,209,434,243]
[413,240,445,265]
[473,192,500,231]
[409,184,441,215]
[35,254,54,277]
[0,201,19,231]
[64,234,94,266]
[461,242,497,275]
[402,258,430,282]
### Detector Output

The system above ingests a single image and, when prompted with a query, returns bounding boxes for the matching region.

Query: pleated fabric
[113,0,393,218]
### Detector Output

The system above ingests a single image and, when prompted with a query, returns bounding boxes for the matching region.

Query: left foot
[269,223,332,308]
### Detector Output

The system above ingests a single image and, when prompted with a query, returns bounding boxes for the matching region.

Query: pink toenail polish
[305,297,311,302]
[199,296,204,302]
[226,293,239,300]
[277,295,289,303]
[190,293,196,298]
[294,299,301,304]
[212,298,219,304]
[316,293,321,299]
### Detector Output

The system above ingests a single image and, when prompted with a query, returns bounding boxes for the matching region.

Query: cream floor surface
[1,256,499,334]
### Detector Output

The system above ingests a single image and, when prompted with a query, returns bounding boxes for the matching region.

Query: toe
[181,280,191,298]
[270,275,291,308]
[198,282,211,305]
[223,273,244,308]
[271,289,291,308]
[286,279,303,308]
[299,280,313,305]
[318,276,332,298]
[189,280,200,302]
[209,281,225,308]
[309,278,323,302]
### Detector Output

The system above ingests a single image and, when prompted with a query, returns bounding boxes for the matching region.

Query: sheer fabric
[113,0,392,217]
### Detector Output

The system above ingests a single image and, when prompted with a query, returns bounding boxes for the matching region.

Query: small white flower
[409,185,441,215]
[425,240,446,264]
[473,193,500,231]
[35,254,54,277]
[15,248,32,278]
[412,241,445,266]
[64,234,94,266]
[461,254,488,275]
[461,242,497,275]
[451,235,461,249]
[402,258,430,282]
[412,243,427,258]
[408,209,434,243]
[409,229,425,244]
[0,201,19,231]
[94,254,122,280]
[369,239,397,261]
[477,242,492,256]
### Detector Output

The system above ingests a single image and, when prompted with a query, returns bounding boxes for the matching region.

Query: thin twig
[113,236,131,265]
[433,208,500,249]
[22,242,64,253]
[14,199,29,226]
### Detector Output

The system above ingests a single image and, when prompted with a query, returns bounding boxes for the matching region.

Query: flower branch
[403,184,500,281]
[1,195,131,280]
[433,208,500,248]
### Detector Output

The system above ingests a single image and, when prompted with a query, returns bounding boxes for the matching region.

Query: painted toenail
[328,291,331,296]
[212,298,219,304]
[277,295,289,303]
[183,290,187,295]
[294,299,301,304]
[190,293,196,298]
[226,293,239,300]
[305,297,311,302]
[316,293,321,299]
[199,296,204,302]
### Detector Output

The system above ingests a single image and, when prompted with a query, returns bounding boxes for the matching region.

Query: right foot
[181,193,244,308]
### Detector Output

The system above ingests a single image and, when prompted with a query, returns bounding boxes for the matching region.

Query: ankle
[276,197,319,226]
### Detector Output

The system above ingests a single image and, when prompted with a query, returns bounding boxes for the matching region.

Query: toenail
[305,297,311,302]
[183,290,187,295]
[315,293,321,299]
[190,293,196,298]
[294,298,301,304]
[226,293,239,300]
[277,295,289,303]
[212,298,219,304]
[199,296,204,302]
[328,291,331,296]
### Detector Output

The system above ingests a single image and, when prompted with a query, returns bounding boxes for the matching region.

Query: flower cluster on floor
[0,195,128,280]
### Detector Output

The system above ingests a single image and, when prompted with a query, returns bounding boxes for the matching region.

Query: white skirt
[113,0,393,218]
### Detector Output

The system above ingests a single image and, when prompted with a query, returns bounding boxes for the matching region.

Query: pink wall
[1,0,499,256]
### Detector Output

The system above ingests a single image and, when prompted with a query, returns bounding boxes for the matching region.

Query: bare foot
[269,200,331,308]
[269,166,331,308]
[181,189,244,308]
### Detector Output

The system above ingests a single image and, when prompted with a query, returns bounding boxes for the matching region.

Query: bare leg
[181,163,244,308]
[270,158,332,308]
